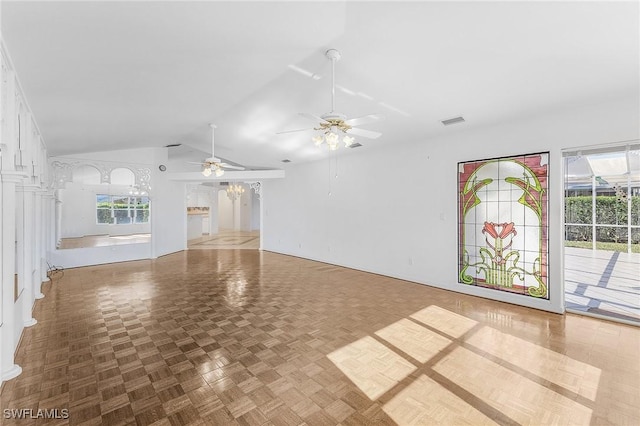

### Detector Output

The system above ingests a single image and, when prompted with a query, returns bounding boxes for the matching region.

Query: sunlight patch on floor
[383,375,497,426]
[375,318,451,363]
[327,336,416,400]
[410,305,478,338]
[329,304,601,424]
[433,346,593,424]
[466,326,601,400]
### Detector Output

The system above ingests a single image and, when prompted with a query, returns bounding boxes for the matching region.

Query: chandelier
[226,183,245,201]
[128,185,147,196]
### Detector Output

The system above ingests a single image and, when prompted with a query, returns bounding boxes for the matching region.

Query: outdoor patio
[565,246,640,323]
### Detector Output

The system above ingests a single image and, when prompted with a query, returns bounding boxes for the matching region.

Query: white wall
[262,96,640,314]
[49,243,152,269]
[150,148,186,258]
[218,190,234,230]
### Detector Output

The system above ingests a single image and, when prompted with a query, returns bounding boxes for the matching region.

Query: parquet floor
[1,249,638,425]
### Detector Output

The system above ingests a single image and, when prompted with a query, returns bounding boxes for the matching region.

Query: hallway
[1,250,638,425]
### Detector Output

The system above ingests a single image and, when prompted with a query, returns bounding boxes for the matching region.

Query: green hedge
[565,196,640,243]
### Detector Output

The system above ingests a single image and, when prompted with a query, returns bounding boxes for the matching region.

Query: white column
[0,34,4,385]
[55,192,62,248]
[0,168,3,383]
[1,171,26,382]
[41,192,55,283]
[233,196,241,230]
[16,184,36,327]
[33,190,44,299]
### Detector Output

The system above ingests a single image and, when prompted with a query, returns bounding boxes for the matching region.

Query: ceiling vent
[349,142,363,148]
[441,116,465,126]
[165,143,182,148]
[281,159,291,163]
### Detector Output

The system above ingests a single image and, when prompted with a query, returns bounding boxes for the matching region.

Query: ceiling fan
[190,124,244,177]
[278,48,383,150]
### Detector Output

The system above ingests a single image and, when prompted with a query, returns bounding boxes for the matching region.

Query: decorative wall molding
[1,169,29,184]
[49,158,152,194]
[249,181,262,199]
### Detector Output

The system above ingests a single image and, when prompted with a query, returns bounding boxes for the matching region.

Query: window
[96,195,150,224]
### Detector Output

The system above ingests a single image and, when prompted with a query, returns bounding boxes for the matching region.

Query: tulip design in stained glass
[458,153,549,299]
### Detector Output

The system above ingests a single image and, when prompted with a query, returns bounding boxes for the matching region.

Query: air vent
[281,159,291,163]
[165,143,182,148]
[349,142,363,148]
[441,116,465,126]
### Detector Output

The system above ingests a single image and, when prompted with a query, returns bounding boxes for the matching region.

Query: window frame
[96,194,150,225]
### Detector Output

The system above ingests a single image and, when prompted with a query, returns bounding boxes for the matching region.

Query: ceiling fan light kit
[197,124,245,177]
[277,48,383,150]
[202,162,224,177]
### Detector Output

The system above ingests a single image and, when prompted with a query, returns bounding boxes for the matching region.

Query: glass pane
[565,225,592,243]
[133,196,150,208]
[631,196,640,226]
[97,209,113,224]
[96,194,111,208]
[596,195,627,226]
[595,226,626,244]
[112,196,129,208]
[135,209,149,223]
[565,197,592,224]
[114,209,132,224]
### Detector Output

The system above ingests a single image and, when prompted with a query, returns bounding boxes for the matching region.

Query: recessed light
[441,116,465,126]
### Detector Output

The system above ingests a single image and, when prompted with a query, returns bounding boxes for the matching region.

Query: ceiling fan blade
[276,127,315,135]
[299,112,328,123]
[220,164,245,170]
[346,127,382,139]
[344,114,384,127]
[187,161,205,165]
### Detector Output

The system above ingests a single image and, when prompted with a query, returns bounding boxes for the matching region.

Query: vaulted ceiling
[2,1,638,170]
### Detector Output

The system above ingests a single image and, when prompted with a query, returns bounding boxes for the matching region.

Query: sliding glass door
[563,142,640,324]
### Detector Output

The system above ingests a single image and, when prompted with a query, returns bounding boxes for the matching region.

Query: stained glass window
[458,153,549,299]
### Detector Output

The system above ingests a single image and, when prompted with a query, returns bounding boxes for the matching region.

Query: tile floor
[188,230,260,250]
[565,247,640,323]
[1,249,638,425]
